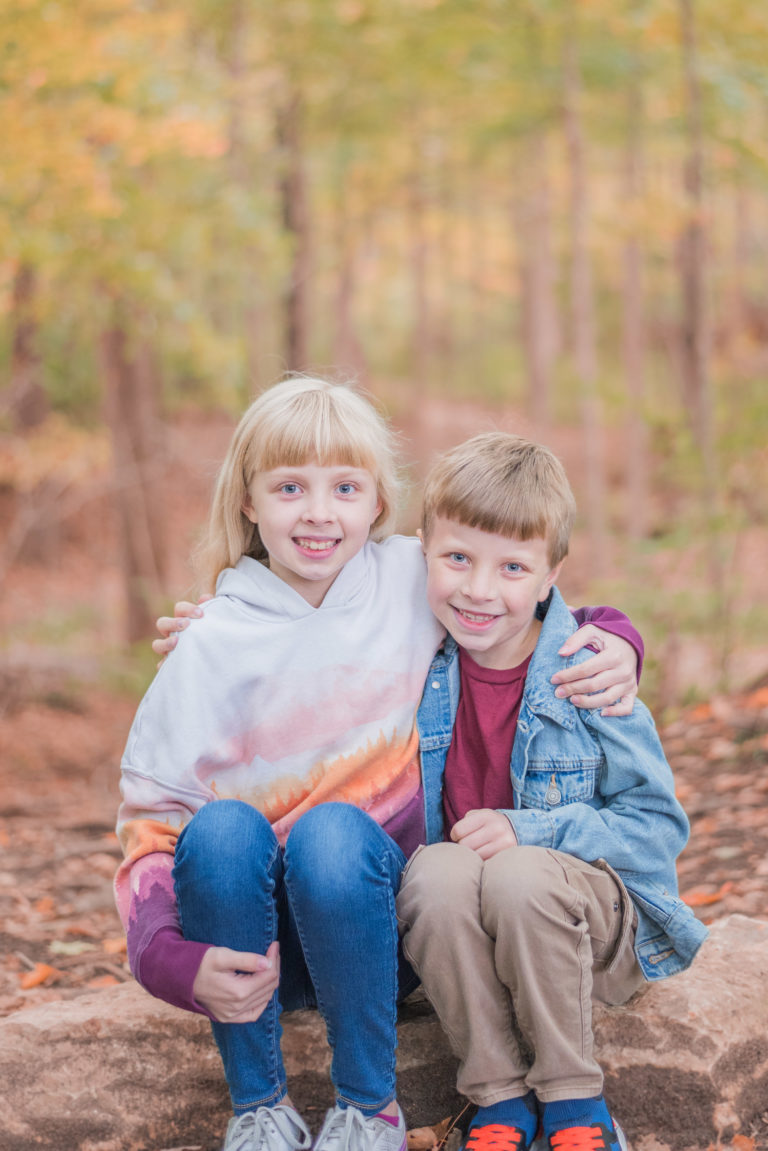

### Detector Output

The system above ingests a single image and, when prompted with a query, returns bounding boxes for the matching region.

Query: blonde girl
[117,376,642,1151]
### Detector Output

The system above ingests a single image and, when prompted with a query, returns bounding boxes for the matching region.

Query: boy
[396,433,708,1151]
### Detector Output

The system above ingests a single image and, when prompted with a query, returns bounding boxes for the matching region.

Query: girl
[117,376,642,1151]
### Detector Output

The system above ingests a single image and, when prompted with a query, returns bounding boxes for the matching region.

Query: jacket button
[431,681,440,689]
[546,787,561,805]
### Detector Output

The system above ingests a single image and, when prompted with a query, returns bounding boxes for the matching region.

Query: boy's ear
[416,527,425,551]
[539,559,564,600]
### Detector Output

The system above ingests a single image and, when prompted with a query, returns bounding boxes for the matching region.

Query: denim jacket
[417,586,709,981]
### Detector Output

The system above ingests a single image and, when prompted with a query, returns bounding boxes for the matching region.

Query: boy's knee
[482,845,559,920]
[397,843,482,930]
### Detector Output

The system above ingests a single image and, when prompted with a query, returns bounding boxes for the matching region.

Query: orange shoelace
[464,1124,528,1151]
[549,1123,614,1151]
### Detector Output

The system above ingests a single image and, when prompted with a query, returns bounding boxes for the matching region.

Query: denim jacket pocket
[516,760,600,810]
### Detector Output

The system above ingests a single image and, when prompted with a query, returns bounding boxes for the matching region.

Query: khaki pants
[396,842,643,1105]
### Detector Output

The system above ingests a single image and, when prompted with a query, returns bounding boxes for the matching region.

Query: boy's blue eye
[449,552,468,564]
[505,562,523,573]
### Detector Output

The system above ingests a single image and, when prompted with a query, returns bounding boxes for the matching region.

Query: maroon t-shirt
[442,648,533,832]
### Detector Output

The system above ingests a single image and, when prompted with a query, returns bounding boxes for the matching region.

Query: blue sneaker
[543,1118,627,1151]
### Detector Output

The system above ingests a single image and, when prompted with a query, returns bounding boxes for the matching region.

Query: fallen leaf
[19,963,62,989]
[65,922,101,938]
[103,936,128,955]
[745,686,768,709]
[682,882,734,907]
[86,974,120,988]
[408,1127,439,1150]
[49,939,98,956]
[33,896,55,915]
[731,1135,755,1151]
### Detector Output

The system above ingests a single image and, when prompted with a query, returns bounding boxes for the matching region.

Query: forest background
[1,0,767,722]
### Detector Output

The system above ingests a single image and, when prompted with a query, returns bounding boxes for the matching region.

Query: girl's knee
[176,800,276,866]
[286,802,377,870]
[284,802,399,905]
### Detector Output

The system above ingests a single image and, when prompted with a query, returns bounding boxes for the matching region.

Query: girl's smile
[243,462,382,607]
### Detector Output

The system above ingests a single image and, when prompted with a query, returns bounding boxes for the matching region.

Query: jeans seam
[287,821,400,1108]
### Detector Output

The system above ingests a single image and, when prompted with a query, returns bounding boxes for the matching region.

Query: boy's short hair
[421,432,577,566]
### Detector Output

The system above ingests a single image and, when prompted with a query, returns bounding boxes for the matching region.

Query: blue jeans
[173,800,417,1115]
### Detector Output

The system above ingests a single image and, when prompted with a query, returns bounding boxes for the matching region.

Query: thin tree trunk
[516,132,559,436]
[563,33,608,571]
[101,317,166,643]
[333,172,366,379]
[622,70,650,541]
[276,92,311,372]
[7,263,48,429]
[678,0,712,468]
[227,1,264,394]
[409,140,430,386]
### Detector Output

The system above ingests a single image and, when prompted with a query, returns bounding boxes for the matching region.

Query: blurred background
[1,0,767,717]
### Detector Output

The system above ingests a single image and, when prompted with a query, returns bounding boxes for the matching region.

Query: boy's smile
[243,462,382,606]
[421,517,562,670]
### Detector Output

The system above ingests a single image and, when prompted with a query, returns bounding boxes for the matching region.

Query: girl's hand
[193,940,280,1023]
[551,626,638,716]
[450,809,518,860]
[152,596,212,663]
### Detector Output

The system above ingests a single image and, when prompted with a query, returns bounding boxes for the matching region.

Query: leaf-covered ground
[1,682,767,1018]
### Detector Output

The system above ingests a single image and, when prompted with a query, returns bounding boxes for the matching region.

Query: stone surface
[1,915,766,1151]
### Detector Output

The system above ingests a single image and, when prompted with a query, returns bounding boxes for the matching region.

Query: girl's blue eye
[280,483,300,495]
[337,482,356,495]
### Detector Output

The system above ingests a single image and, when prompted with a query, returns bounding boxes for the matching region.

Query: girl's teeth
[460,610,494,622]
[298,538,335,551]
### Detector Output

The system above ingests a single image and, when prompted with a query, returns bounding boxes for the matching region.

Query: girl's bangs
[254,406,379,476]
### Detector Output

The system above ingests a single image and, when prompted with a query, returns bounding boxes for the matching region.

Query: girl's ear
[416,528,425,551]
[242,495,258,525]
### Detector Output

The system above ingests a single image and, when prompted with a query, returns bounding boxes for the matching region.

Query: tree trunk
[226,0,264,395]
[516,132,559,436]
[678,0,712,467]
[622,69,650,541]
[276,93,311,373]
[7,263,48,430]
[333,173,367,379]
[563,33,608,571]
[408,140,430,388]
[101,317,166,644]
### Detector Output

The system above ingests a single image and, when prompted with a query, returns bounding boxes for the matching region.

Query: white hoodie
[115,534,445,929]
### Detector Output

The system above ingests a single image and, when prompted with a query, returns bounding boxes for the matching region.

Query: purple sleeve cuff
[571,605,644,681]
[136,926,215,1018]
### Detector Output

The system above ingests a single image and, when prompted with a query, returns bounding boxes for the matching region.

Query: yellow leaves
[0,415,111,494]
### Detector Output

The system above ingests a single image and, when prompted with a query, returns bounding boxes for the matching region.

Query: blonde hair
[195,376,400,593]
[421,432,576,566]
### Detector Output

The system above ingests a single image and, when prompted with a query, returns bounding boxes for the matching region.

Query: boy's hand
[152,596,213,664]
[551,626,638,716]
[192,940,280,1023]
[450,809,518,860]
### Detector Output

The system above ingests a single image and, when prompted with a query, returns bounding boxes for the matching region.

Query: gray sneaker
[313,1104,407,1151]
[223,1104,313,1151]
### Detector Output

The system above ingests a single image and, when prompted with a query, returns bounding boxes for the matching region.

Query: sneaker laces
[465,1124,529,1151]
[225,1105,312,1151]
[548,1123,618,1151]
[315,1105,403,1151]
